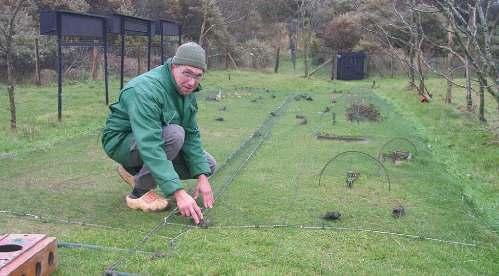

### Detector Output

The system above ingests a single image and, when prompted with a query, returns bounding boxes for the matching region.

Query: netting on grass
[104,94,295,274]
[2,86,494,274]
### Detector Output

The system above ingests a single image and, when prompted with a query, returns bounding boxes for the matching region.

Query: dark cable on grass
[58,241,160,255]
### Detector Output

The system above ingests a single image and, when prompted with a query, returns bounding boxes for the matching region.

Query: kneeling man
[102,42,215,224]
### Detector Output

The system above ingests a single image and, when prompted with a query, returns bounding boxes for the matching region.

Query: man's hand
[193,174,214,208]
[174,189,203,224]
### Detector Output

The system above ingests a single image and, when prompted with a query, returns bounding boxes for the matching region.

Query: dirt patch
[346,103,381,122]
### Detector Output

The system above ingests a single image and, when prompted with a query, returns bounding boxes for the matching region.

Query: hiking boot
[117,165,134,187]
[126,191,168,212]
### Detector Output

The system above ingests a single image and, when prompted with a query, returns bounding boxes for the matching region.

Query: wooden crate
[0,234,57,276]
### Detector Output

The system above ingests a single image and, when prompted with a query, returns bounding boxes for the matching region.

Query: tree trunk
[204,40,210,69]
[408,14,416,89]
[303,30,310,77]
[198,2,207,45]
[288,25,297,72]
[417,50,425,95]
[274,46,280,73]
[479,79,486,122]
[34,38,41,86]
[228,52,238,70]
[390,55,394,78]
[465,6,475,111]
[445,23,453,104]
[91,43,99,80]
[6,43,16,130]
[465,57,473,111]
[464,34,473,111]
[408,45,416,89]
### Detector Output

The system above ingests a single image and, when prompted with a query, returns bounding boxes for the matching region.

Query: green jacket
[102,61,210,196]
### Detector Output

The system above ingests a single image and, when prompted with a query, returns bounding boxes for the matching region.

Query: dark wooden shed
[335,52,367,81]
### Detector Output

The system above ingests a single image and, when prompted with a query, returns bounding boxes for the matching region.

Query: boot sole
[126,196,168,212]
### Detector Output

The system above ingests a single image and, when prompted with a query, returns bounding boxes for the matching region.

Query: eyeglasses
[181,70,203,82]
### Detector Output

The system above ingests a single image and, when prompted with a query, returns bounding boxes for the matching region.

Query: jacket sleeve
[127,85,182,196]
[181,97,211,178]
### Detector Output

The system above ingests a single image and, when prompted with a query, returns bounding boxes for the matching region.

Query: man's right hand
[174,189,203,224]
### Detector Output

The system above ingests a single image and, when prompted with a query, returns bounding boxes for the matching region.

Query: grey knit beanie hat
[172,42,207,71]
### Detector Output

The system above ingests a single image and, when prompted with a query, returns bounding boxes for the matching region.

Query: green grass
[0,66,497,274]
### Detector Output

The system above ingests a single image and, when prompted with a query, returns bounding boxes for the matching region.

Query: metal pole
[178,25,182,46]
[103,19,109,105]
[160,23,164,65]
[57,12,63,121]
[120,17,125,89]
[147,22,151,70]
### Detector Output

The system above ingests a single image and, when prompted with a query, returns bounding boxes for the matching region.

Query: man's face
[172,65,204,96]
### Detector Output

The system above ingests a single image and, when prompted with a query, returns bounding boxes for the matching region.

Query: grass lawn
[0,65,497,274]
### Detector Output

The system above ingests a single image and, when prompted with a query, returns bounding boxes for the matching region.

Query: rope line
[162,222,488,249]
[0,210,173,240]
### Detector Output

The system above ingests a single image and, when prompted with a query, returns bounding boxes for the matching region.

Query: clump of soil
[392,206,405,218]
[322,211,341,221]
[345,102,381,122]
[251,96,264,102]
[294,94,313,101]
[295,114,307,125]
[298,118,307,125]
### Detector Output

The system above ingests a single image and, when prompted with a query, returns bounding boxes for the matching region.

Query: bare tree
[445,13,453,104]
[433,0,499,120]
[362,0,437,98]
[0,0,32,130]
[296,0,331,77]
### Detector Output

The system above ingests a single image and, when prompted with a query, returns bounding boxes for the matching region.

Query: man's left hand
[193,174,214,208]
